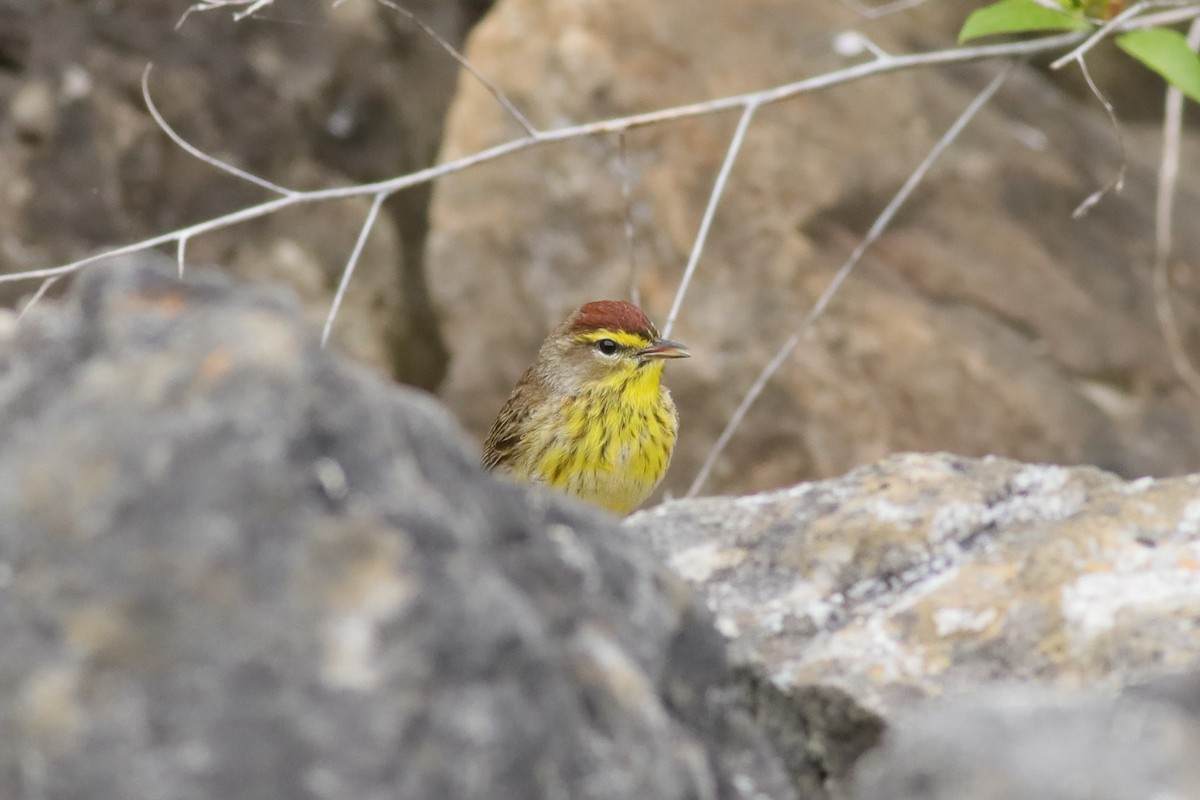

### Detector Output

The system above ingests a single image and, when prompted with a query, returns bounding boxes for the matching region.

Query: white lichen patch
[804,614,928,684]
[993,483,1084,527]
[667,541,747,583]
[933,606,998,637]
[1177,500,1200,537]
[1121,476,1156,494]
[862,497,925,529]
[1060,568,1200,645]
[1011,464,1069,494]
[930,502,985,544]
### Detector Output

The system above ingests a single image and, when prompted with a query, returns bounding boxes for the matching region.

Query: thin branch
[1050,0,1155,70]
[143,65,296,197]
[177,236,188,278]
[617,133,641,307]
[16,276,62,322]
[4,31,1087,290]
[177,0,276,30]
[835,0,935,20]
[322,192,388,347]
[662,102,758,339]
[686,63,1016,497]
[1152,19,1200,397]
[371,0,538,137]
[1071,56,1126,217]
[833,31,893,60]
[1123,5,1200,29]
[1049,1,1200,70]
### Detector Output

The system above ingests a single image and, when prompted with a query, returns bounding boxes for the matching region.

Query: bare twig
[143,65,296,197]
[833,30,893,60]
[686,63,1016,497]
[1050,0,1200,70]
[4,31,1085,293]
[177,236,188,278]
[322,191,388,347]
[617,133,641,307]
[371,0,538,137]
[183,0,540,141]
[16,276,62,322]
[835,0,935,20]
[662,102,758,339]
[1123,5,1200,28]
[1050,0,1154,69]
[1071,56,1126,217]
[177,0,275,28]
[1152,19,1200,397]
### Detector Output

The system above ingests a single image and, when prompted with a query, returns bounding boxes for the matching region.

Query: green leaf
[1117,28,1200,105]
[959,0,1091,43]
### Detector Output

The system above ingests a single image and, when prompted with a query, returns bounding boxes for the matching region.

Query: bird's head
[539,300,690,392]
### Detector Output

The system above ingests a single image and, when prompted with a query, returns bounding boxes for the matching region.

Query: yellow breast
[518,363,679,515]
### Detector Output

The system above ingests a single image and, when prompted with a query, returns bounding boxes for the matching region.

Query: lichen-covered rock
[0,257,792,800]
[626,453,1200,709]
[627,453,1200,796]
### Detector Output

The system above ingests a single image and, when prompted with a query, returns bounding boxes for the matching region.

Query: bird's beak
[637,338,691,362]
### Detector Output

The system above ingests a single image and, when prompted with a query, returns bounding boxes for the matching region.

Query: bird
[481,300,690,515]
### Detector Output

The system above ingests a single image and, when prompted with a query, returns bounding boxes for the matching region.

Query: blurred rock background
[4,0,1200,499]
[0,0,490,386]
[427,0,1200,499]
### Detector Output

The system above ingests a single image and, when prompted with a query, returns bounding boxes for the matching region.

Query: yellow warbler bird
[482,300,690,515]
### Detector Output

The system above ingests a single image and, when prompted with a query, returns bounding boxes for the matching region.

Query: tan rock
[625,453,1200,712]
[429,0,1200,498]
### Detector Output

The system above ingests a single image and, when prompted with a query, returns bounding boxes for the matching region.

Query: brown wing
[481,367,540,472]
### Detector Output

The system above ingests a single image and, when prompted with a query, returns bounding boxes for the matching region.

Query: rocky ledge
[627,452,1200,799]
[1,257,1198,800]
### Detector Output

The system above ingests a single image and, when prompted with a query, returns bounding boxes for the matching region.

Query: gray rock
[626,453,1200,795]
[626,454,1200,712]
[0,257,793,800]
[849,684,1200,800]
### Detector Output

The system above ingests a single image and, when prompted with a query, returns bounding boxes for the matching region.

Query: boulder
[0,256,792,800]
[627,452,1200,795]
[626,453,1200,711]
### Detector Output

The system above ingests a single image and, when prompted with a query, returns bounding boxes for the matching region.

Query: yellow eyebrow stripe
[578,330,651,349]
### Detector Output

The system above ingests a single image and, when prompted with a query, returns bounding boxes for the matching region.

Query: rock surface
[428,0,1200,499]
[0,257,793,800]
[626,453,1200,711]
[627,452,1200,797]
[0,0,487,385]
[850,681,1200,800]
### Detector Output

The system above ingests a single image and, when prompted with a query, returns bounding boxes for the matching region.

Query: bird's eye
[596,338,619,356]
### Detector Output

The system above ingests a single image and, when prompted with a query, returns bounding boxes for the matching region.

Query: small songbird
[482,300,690,515]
